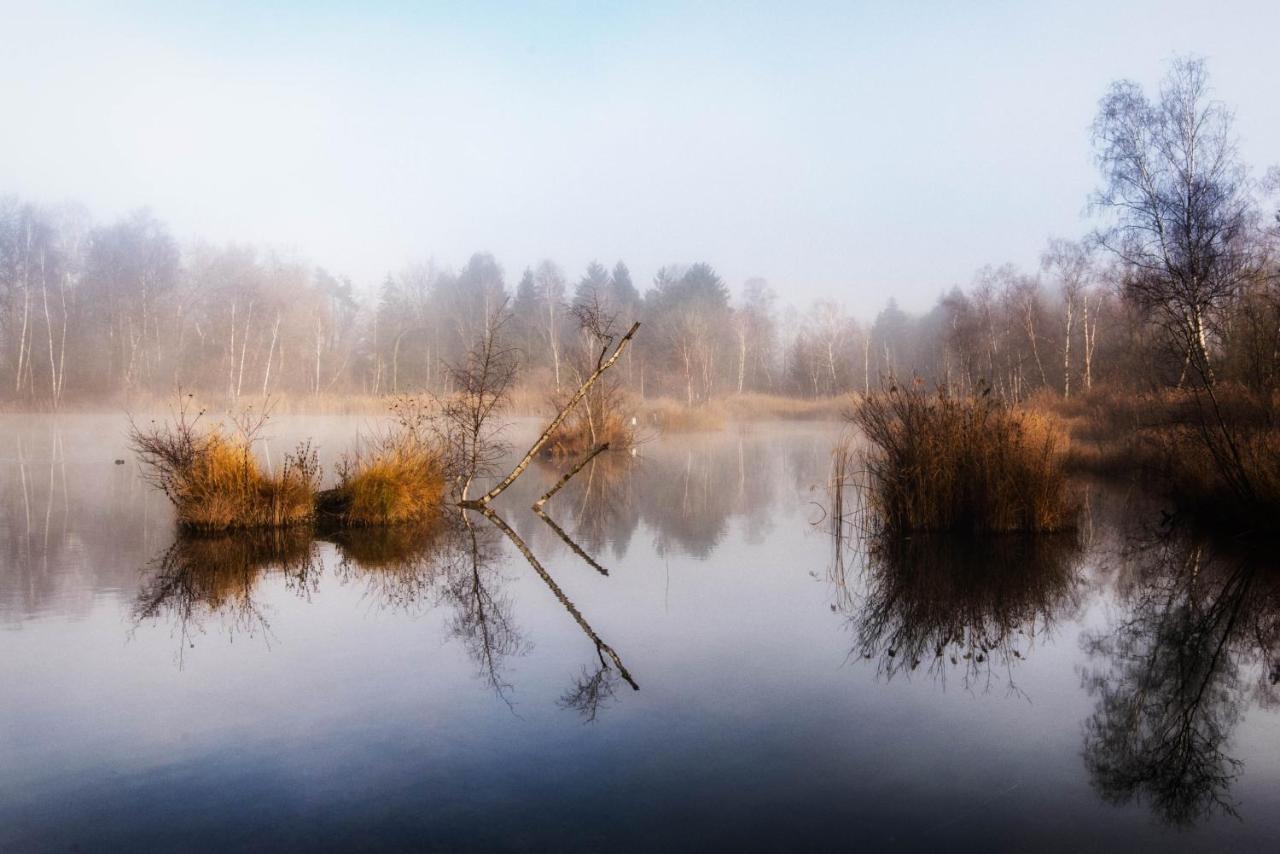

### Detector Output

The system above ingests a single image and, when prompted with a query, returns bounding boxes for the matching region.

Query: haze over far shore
[4,0,1279,309]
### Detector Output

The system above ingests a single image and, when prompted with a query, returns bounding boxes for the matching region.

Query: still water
[2,415,1278,852]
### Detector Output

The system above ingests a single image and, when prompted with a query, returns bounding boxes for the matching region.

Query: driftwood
[459,321,639,508]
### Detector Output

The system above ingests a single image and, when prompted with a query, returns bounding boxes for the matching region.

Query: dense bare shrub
[129,398,319,531]
[1033,386,1280,530]
[1149,392,1280,531]
[852,380,1076,534]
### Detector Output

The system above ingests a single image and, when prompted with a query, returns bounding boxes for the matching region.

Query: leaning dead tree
[533,441,611,511]
[458,320,639,508]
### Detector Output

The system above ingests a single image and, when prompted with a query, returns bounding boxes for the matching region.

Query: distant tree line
[2,58,1276,409]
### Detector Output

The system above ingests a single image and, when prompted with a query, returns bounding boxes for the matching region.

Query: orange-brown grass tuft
[326,431,446,526]
[853,381,1077,535]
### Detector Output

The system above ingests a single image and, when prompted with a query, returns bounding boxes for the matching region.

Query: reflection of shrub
[133,529,318,625]
[325,523,455,612]
[853,381,1076,534]
[130,400,319,532]
[854,531,1082,679]
[325,523,447,570]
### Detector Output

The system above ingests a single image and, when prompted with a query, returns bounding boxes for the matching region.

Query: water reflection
[481,507,639,720]
[1,423,169,621]
[132,531,320,662]
[842,532,1085,692]
[1081,525,1280,826]
[505,433,800,562]
[10,418,1280,848]
[128,502,642,719]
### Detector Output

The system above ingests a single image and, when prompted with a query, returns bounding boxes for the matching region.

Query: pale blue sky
[3,1,1277,309]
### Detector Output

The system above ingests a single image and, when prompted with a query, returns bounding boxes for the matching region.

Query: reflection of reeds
[852,531,1083,687]
[325,522,453,612]
[326,523,447,569]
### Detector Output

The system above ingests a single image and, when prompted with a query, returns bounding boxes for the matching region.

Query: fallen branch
[460,321,639,508]
[533,442,610,511]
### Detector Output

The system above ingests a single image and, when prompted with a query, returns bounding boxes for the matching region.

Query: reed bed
[1032,385,1280,530]
[720,392,851,421]
[852,382,1076,535]
[543,382,638,458]
[641,398,727,433]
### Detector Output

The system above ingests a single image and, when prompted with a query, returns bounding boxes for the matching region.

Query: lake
[2,414,1278,852]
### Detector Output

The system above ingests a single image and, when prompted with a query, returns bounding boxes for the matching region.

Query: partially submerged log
[533,442,610,511]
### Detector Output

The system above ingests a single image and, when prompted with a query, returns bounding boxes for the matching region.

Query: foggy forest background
[3,68,1279,411]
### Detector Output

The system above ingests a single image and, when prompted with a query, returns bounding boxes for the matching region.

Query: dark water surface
[2,415,1279,852]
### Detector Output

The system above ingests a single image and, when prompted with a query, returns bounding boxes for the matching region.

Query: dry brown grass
[130,400,319,532]
[324,430,446,526]
[544,382,638,458]
[720,392,851,421]
[853,381,1077,535]
[641,398,727,433]
[1031,384,1280,531]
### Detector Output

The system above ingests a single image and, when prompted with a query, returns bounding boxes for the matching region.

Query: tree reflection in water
[1081,526,1280,826]
[132,504,639,719]
[132,529,320,666]
[843,532,1084,693]
[480,506,638,722]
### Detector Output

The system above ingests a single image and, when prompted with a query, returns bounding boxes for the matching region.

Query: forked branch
[460,321,639,508]
[533,442,610,511]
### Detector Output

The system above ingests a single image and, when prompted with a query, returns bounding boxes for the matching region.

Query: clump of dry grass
[852,381,1077,535]
[324,401,447,526]
[544,381,637,458]
[130,398,319,532]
